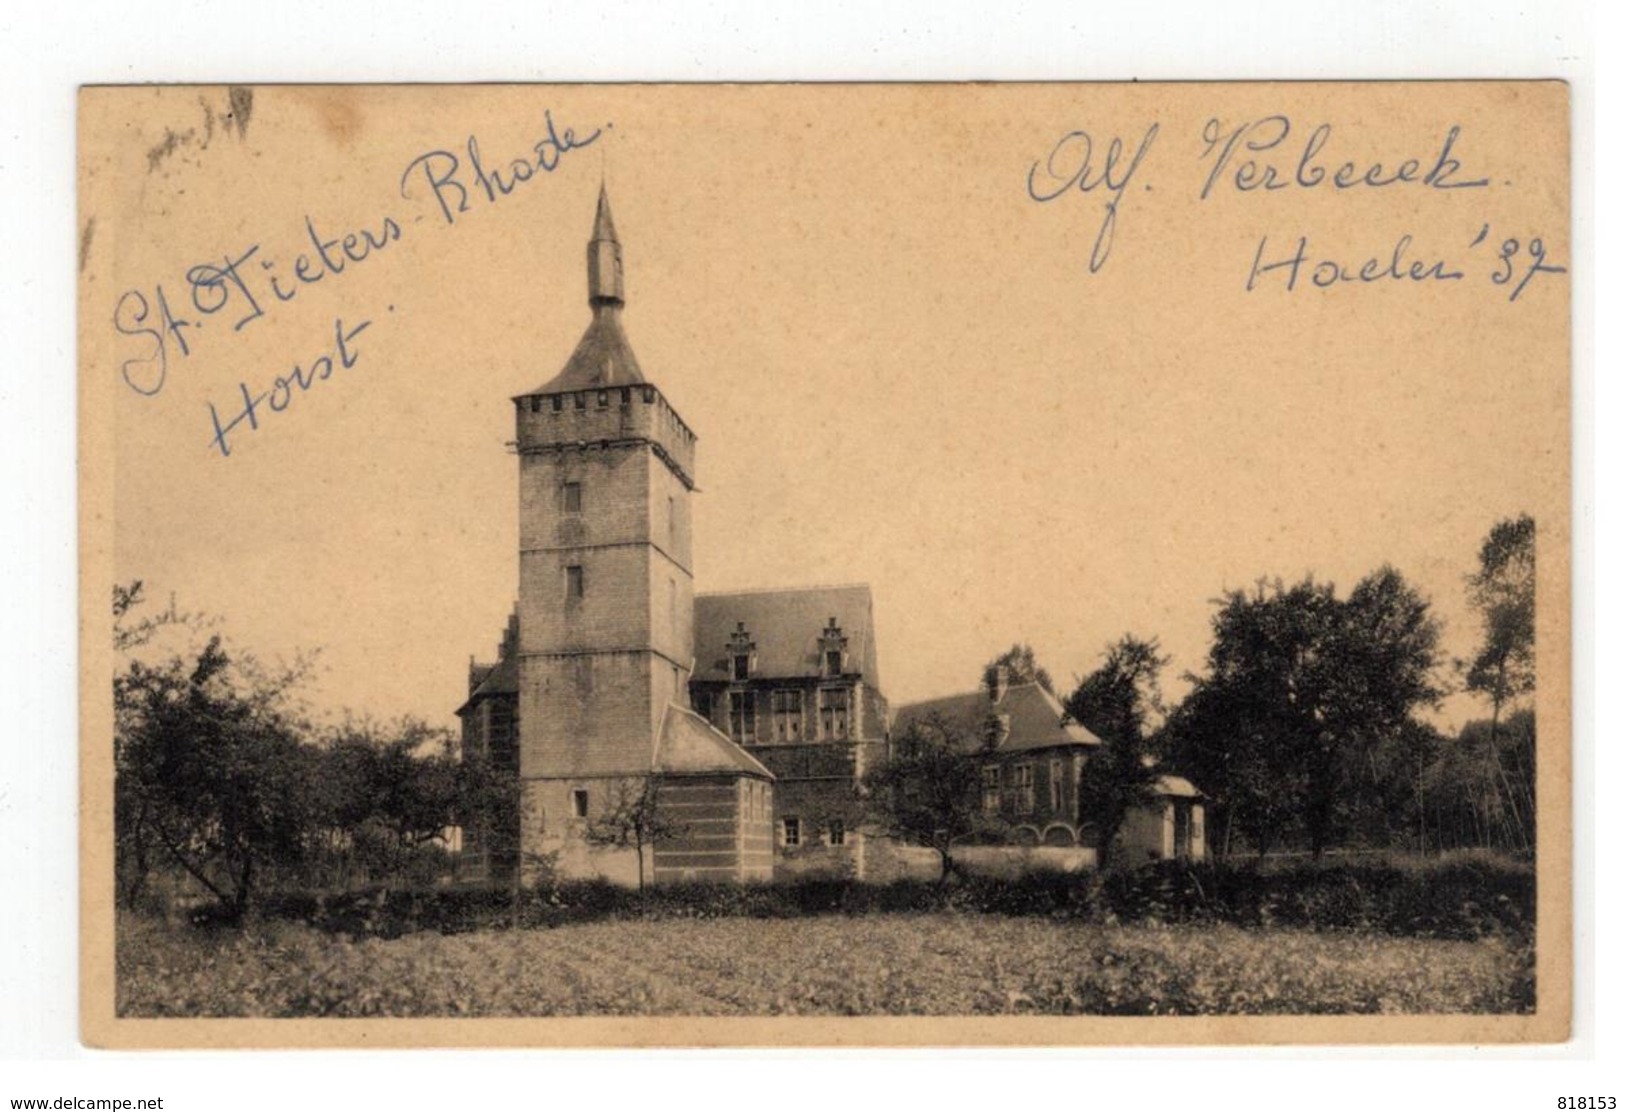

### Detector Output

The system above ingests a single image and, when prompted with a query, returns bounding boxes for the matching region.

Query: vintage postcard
[78,82,1571,1047]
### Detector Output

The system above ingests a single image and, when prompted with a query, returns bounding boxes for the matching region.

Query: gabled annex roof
[654,704,775,780]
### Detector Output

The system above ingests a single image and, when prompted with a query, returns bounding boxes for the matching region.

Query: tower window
[571,789,589,819]
[566,565,584,599]
[552,395,563,412]
[597,390,609,408]
[620,387,631,407]
[574,393,586,410]
[563,482,582,512]
[1049,758,1064,812]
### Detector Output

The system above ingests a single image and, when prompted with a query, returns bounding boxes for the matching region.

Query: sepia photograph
[76,81,1571,1046]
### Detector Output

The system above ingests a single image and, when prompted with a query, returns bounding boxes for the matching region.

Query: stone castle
[457,187,1205,886]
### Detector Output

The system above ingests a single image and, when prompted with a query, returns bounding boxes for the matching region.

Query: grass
[117,911,1533,1018]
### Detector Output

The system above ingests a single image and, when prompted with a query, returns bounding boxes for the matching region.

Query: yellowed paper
[79,82,1571,1047]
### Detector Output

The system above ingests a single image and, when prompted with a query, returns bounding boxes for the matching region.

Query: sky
[87,83,1569,733]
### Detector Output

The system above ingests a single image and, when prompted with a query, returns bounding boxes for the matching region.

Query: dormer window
[818,616,849,677]
[727,621,756,681]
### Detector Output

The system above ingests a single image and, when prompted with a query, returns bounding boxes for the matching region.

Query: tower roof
[526,185,645,395]
[530,311,646,393]
[592,182,618,243]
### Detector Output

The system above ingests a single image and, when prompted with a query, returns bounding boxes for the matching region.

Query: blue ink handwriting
[1198,118,1489,200]
[1026,124,1159,273]
[400,109,603,227]
[206,316,374,458]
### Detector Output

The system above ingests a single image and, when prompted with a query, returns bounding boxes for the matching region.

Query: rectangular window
[732,653,751,681]
[551,395,563,412]
[597,390,609,408]
[574,393,586,409]
[782,817,800,847]
[571,789,589,819]
[982,765,1001,814]
[1012,764,1035,815]
[771,689,804,743]
[1049,758,1063,812]
[825,649,843,676]
[668,496,676,546]
[819,687,850,740]
[827,820,845,847]
[563,481,582,512]
[565,565,584,599]
[693,690,714,720]
[729,691,756,744]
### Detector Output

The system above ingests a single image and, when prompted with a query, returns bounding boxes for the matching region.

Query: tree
[584,776,686,892]
[1463,514,1536,850]
[982,644,1054,695]
[116,616,319,920]
[1064,634,1167,867]
[1163,570,1443,860]
[862,712,1003,882]
[314,717,464,888]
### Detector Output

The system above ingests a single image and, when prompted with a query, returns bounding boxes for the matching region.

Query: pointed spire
[587,184,624,307]
[592,182,619,244]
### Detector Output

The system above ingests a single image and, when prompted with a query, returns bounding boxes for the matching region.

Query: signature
[1026,124,1159,274]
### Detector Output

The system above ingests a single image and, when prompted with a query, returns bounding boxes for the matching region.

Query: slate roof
[527,307,646,395]
[525,186,645,396]
[891,682,1101,754]
[655,704,775,780]
[692,584,880,685]
[456,611,520,716]
[892,683,1201,797]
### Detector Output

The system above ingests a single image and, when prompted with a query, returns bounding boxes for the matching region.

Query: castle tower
[510,187,772,883]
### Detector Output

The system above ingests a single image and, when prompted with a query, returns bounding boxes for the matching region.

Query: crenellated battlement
[513,383,698,489]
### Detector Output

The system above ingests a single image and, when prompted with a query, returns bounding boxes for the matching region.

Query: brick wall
[651,775,773,883]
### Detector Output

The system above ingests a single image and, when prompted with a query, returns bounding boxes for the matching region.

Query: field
[117,912,1531,1017]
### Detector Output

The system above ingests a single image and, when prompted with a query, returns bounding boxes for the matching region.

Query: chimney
[991,664,1009,704]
